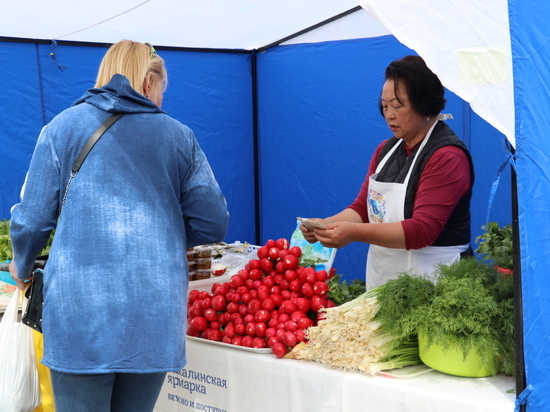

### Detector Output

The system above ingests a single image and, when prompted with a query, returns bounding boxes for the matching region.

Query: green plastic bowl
[418,330,496,377]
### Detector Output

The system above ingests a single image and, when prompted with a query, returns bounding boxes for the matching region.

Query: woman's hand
[299,218,327,244]
[312,221,359,249]
[9,260,29,291]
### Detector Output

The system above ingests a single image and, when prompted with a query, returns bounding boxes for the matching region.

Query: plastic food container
[195,258,212,270]
[188,243,260,293]
[194,246,212,259]
[194,269,212,280]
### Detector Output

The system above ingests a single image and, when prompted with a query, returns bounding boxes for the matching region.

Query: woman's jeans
[50,370,167,412]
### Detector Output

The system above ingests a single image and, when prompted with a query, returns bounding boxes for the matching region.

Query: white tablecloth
[154,338,516,412]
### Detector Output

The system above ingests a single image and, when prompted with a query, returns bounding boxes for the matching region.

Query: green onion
[294,285,421,375]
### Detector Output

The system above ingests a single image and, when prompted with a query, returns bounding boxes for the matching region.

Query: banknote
[297,217,326,230]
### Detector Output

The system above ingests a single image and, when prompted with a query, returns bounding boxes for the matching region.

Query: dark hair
[379,55,446,117]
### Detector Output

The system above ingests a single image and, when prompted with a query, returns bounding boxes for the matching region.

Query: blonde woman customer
[9,40,229,412]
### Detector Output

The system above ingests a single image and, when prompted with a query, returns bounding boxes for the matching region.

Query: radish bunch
[187,238,336,358]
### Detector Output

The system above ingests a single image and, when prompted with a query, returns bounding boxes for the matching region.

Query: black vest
[376,121,474,246]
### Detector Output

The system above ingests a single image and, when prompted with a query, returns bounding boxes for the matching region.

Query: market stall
[154,338,515,412]
[156,237,516,412]
[3,1,550,410]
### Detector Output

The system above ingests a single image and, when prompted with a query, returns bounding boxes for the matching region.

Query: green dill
[374,272,435,338]
[373,258,515,376]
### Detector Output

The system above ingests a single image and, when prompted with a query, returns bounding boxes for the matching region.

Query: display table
[154,338,515,412]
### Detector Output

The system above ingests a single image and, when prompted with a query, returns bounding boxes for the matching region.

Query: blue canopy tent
[1,0,544,409]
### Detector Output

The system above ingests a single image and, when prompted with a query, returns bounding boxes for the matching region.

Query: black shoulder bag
[22,113,124,332]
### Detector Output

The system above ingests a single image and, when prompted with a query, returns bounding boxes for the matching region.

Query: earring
[426,116,431,121]
[146,94,150,99]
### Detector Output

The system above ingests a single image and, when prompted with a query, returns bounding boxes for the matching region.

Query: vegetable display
[186,234,515,377]
[292,257,515,377]
[292,283,422,375]
[428,258,514,375]
[327,274,366,306]
[186,238,336,358]
[374,258,515,376]
[475,222,514,271]
[0,219,12,260]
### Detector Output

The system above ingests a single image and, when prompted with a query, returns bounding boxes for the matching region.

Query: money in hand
[297,217,326,230]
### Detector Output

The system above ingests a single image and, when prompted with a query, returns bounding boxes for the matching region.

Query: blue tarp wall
[511,0,550,408]
[0,35,512,282]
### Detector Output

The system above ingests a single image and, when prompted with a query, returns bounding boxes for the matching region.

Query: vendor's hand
[9,260,29,291]
[299,218,327,244]
[312,221,359,249]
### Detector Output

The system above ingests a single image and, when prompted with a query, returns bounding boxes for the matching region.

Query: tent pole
[251,50,261,246]
[256,6,362,53]
[512,160,526,409]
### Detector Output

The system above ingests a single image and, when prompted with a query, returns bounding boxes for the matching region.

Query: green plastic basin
[418,330,496,377]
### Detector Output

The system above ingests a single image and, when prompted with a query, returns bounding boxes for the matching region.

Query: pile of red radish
[187,238,336,358]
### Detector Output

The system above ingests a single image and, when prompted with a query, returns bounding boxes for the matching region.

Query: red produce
[211,295,226,312]
[242,335,254,347]
[271,342,288,358]
[246,322,257,336]
[288,246,301,258]
[313,281,329,296]
[260,258,273,272]
[203,308,218,322]
[282,331,297,347]
[225,301,238,313]
[276,238,289,250]
[247,299,262,315]
[295,297,310,313]
[316,270,328,282]
[247,259,261,271]
[252,337,267,348]
[275,261,286,274]
[254,309,271,323]
[255,322,267,338]
[262,298,275,312]
[282,254,299,270]
[189,316,208,332]
[249,268,263,281]
[241,293,252,304]
[207,329,222,341]
[269,247,280,261]
[257,246,269,260]
[267,337,279,349]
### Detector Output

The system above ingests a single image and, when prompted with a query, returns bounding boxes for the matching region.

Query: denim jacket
[10,74,229,373]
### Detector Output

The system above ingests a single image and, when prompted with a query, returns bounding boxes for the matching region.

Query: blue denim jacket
[10,74,229,373]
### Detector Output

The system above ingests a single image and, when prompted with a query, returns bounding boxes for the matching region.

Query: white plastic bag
[290,219,337,271]
[0,289,41,412]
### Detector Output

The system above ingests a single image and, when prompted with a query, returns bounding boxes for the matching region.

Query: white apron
[365,117,468,289]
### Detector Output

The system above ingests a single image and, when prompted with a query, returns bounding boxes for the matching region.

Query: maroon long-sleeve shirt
[348,140,471,250]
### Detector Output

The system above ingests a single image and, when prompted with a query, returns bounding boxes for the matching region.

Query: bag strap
[61,113,124,212]
[71,113,124,174]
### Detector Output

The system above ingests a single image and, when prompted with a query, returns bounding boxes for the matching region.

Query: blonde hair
[95,40,167,95]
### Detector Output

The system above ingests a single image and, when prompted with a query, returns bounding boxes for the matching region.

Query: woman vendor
[300,55,474,289]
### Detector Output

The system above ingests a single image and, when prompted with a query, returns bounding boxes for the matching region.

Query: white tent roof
[0,0,386,49]
[359,0,514,145]
[0,0,514,144]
